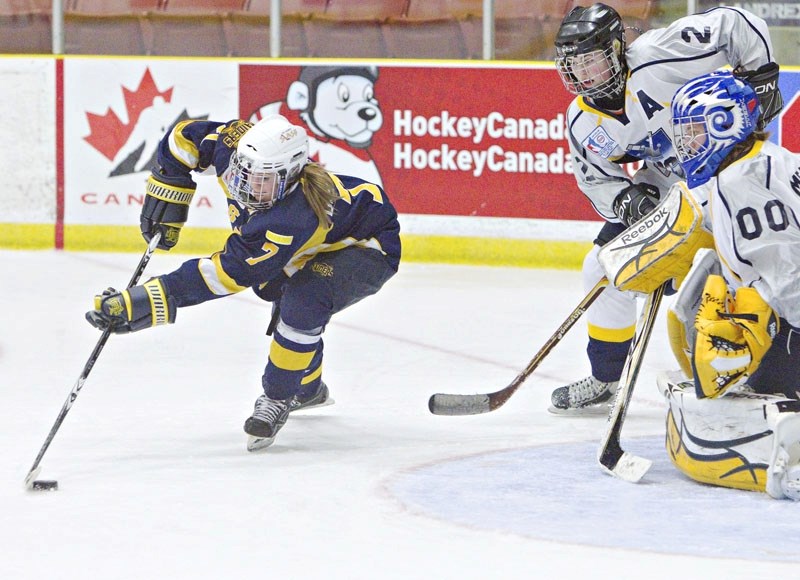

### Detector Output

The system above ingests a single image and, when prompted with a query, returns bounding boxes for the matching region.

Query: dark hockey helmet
[554,3,627,102]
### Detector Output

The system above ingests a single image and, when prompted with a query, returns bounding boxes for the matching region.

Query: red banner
[239,63,601,222]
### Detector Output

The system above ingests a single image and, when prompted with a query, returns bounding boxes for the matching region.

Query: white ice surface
[2,250,798,580]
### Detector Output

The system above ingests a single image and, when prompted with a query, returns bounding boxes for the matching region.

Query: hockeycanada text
[392,110,572,177]
[393,144,573,177]
[393,110,567,143]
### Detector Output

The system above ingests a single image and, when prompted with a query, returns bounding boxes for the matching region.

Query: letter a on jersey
[636,90,664,120]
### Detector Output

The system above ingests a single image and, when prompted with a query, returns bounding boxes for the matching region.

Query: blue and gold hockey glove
[86,279,176,334]
[140,174,196,251]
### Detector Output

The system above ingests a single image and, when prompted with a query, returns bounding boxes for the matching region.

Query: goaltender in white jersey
[661,71,800,501]
[596,71,799,500]
[549,3,782,413]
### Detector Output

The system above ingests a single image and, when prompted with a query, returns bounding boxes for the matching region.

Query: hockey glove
[140,174,196,251]
[612,183,659,227]
[692,275,779,399]
[735,62,783,129]
[86,278,176,334]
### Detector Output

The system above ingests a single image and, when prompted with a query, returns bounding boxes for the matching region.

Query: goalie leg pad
[666,249,720,378]
[766,410,800,500]
[659,371,799,495]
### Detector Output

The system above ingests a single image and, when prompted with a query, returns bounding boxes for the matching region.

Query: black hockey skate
[292,381,334,412]
[244,395,293,452]
[548,375,617,416]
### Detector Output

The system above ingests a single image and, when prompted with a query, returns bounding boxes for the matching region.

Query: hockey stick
[428,277,610,416]
[23,233,161,490]
[596,281,668,483]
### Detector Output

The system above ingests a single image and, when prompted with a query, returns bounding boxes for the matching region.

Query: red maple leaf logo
[84,68,173,161]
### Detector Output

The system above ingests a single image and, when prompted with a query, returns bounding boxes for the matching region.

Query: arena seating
[63,2,158,55]
[563,0,654,33]
[0,0,52,54]
[0,0,659,60]
[303,0,407,58]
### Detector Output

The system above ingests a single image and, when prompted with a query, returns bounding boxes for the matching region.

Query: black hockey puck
[31,480,58,491]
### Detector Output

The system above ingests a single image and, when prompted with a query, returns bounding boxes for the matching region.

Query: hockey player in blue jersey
[549,3,782,414]
[86,114,401,451]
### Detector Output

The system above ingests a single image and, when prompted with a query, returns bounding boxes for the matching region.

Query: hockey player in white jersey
[657,70,800,500]
[549,3,782,413]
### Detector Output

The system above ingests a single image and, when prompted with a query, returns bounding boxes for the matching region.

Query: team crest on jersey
[582,127,616,158]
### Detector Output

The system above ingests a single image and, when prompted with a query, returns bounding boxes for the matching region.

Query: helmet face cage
[225,153,288,211]
[671,72,760,187]
[555,43,625,100]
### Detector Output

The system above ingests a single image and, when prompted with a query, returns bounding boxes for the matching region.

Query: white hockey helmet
[223,115,309,210]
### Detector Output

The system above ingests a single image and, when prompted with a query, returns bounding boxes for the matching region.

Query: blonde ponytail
[299,162,340,227]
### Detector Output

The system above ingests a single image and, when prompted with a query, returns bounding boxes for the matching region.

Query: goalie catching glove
[86,278,176,334]
[140,173,196,251]
[693,275,779,399]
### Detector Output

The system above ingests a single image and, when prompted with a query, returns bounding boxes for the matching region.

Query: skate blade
[292,397,335,413]
[246,435,276,452]
[547,403,611,417]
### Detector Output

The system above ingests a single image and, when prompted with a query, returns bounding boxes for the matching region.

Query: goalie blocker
[597,182,713,295]
[659,371,800,500]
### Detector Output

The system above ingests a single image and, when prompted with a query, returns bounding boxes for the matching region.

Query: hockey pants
[262,247,396,401]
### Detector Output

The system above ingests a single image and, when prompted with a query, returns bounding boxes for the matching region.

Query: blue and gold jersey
[151,119,401,307]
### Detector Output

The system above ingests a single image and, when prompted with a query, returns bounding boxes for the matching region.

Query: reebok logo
[619,207,669,244]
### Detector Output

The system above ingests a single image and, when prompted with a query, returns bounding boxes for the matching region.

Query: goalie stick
[24,233,161,490]
[428,277,609,416]
[596,281,668,483]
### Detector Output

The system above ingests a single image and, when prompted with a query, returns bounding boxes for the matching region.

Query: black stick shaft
[429,277,609,415]
[597,281,667,481]
[24,234,161,487]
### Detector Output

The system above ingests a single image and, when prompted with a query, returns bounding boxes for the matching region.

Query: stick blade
[23,466,42,490]
[428,393,491,416]
[598,451,652,483]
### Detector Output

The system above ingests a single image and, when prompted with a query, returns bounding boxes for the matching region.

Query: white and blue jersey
[567,7,774,221]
